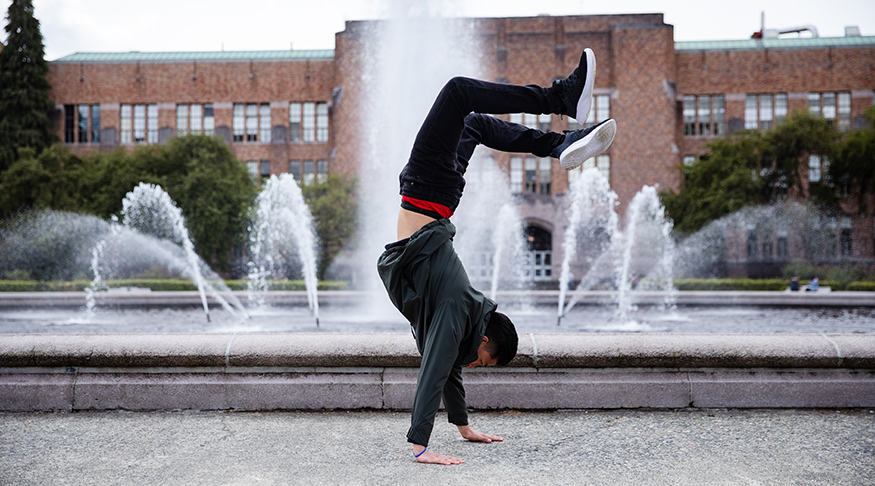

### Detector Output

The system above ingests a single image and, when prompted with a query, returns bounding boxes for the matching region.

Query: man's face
[466,338,498,369]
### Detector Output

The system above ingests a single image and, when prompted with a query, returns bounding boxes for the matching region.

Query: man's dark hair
[484,311,518,366]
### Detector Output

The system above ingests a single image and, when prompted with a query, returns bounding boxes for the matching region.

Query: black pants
[399,76,566,212]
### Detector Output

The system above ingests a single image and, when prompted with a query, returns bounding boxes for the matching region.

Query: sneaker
[550,119,617,171]
[552,48,596,120]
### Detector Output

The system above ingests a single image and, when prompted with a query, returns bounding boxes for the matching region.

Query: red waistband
[401,196,454,219]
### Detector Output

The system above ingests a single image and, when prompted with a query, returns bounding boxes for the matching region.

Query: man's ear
[481,336,489,344]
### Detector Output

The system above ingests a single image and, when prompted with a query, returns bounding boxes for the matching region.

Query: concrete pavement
[1,409,873,485]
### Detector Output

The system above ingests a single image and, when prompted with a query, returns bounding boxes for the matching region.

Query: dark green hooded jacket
[377,219,497,446]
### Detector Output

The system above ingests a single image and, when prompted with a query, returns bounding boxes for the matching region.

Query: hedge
[845,281,875,291]
[672,278,846,291]
[0,279,348,292]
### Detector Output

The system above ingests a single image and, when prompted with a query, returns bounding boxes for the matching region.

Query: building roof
[53,50,335,63]
[676,35,875,51]
[51,35,875,63]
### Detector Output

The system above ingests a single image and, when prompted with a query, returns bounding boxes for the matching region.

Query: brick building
[47,13,875,281]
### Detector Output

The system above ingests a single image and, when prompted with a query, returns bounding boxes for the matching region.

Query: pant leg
[401,76,564,211]
[456,113,564,169]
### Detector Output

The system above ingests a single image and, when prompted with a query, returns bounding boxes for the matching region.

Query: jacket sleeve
[406,302,463,447]
[442,364,468,426]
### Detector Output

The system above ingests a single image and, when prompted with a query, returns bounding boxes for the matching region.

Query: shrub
[846,281,875,291]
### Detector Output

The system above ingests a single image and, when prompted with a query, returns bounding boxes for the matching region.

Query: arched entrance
[523,225,552,282]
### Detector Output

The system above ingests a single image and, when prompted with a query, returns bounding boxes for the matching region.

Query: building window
[777,230,789,258]
[511,156,551,195]
[539,157,551,195]
[746,230,758,259]
[303,103,315,142]
[246,160,258,179]
[523,226,552,282]
[233,103,269,142]
[510,157,523,193]
[120,104,157,144]
[290,102,329,143]
[64,104,100,144]
[134,105,146,143]
[246,104,258,141]
[840,217,853,257]
[809,155,822,183]
[316,104,329,142]
[838,92,851,130]
[585,94,611,128]
[260,160,271,178]
[525,157,537,193]
[64,105,75,143]
[684,95,725,136]
[289,160,300,179]
[289,103,302,142]
[775,93,788,124]
[121,105,131,143]
[809,92,852,130]
[683,155,697,166]
[303,160,315,185]
[745,94,786,131]
[260,104,271,142]
[762,238,774,260]
[317,160,328,183]
[176,103,215,136]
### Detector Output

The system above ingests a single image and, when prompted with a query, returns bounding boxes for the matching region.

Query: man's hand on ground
[412,444,463,465]
[457,425,503,443]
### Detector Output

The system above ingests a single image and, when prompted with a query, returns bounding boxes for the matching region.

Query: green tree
[662,111,837,234]
[154,135,257,273]
[661,131,768,234]
[0,0,55,172]
[301,174,358,279]
[829,106,875,214]
[0,135,256,274]
[0,146,87,216]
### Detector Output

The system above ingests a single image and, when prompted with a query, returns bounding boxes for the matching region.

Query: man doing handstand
[377,48,616,465]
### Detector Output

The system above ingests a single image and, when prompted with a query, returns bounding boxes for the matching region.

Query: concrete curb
[2,290,874,308]
[1,333,873,412]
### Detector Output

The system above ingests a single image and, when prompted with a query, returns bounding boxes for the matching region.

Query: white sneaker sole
[559,119,617,171]
[575,48,596,121]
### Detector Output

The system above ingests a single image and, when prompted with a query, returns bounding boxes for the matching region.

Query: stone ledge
[1,368,872,412]
[1,333,873,369]
[1,333,873,411]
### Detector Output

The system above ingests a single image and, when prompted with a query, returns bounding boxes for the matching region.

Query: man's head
[468,311,518,368]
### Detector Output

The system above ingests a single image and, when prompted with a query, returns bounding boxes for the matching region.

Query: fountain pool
[2,298,873,334]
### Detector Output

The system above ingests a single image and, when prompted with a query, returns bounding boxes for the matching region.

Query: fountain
[0,3,872,337]
[351,1,498,318]
[558,168,619,320]
[557,169,676,325]
[247,173,320,325]
[453,155,528,301]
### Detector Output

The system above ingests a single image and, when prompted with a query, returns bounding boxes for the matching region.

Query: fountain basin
[1,333,872,411]
[3,290,874,308]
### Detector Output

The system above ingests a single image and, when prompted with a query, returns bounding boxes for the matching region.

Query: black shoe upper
[553,50,589,119]
[549,119,611,159]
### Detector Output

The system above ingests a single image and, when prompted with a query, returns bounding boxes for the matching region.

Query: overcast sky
[4,0,874,61]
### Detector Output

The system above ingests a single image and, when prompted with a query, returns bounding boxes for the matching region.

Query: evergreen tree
[0,0,56,172]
